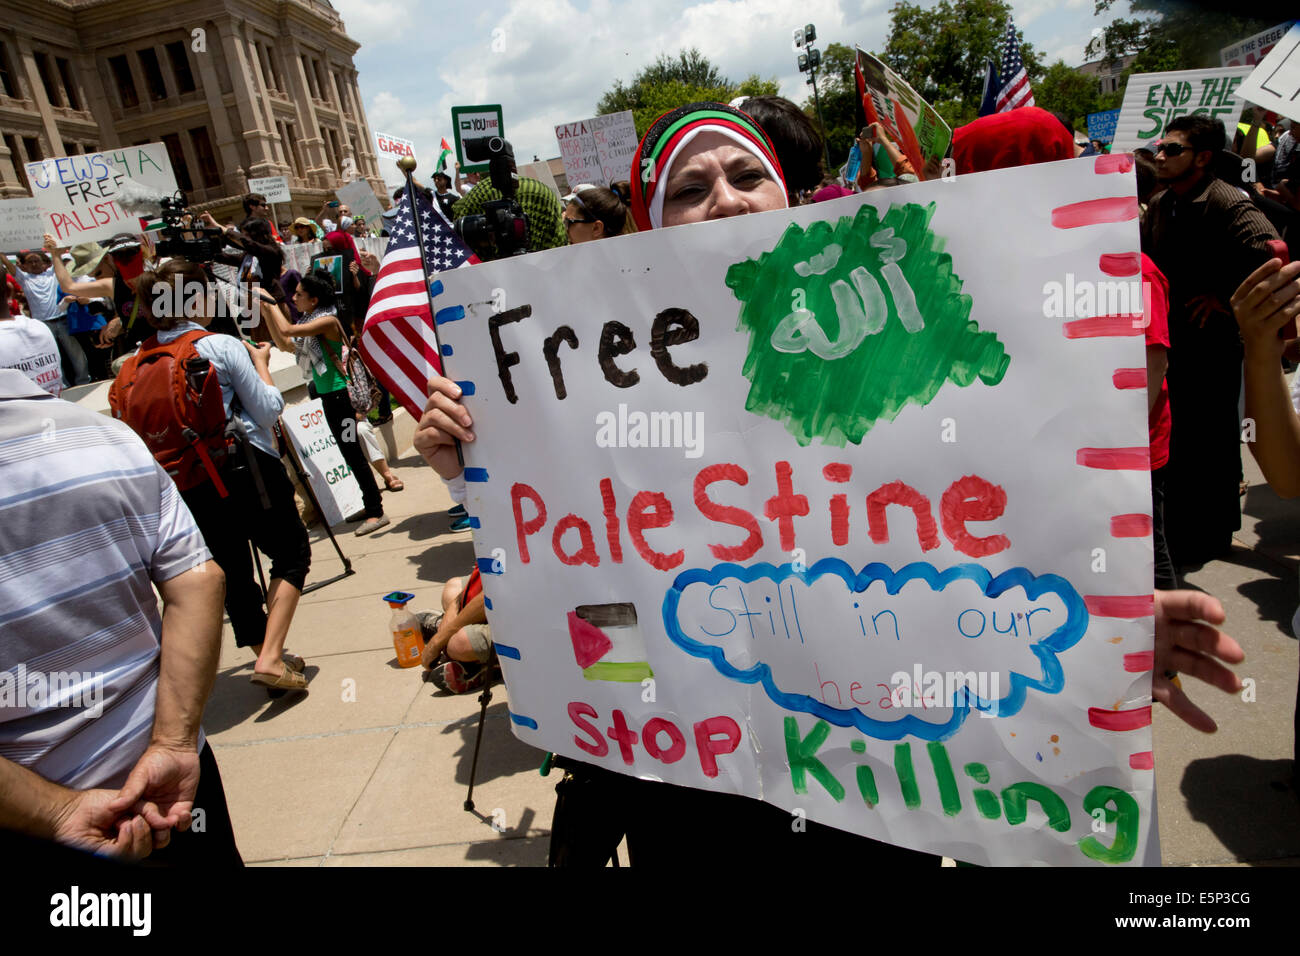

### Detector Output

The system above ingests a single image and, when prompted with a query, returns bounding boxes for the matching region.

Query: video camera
[454,136,530,260]
[153,194,228,262]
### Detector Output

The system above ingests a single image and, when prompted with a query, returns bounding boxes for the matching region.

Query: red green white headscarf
[629,102,787,231]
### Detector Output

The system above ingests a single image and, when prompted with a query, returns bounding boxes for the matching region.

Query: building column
[13,39,62,158]
[349,72,383,187]
[215,19,277,189]
[75,52,117,148]
[191,22,242,190]
[283,37,331,188]
[242,25,287,179]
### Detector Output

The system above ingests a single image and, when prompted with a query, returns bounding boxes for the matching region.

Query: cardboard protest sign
[0,198,46,251]
[555,111,638,189]
[433,155,1159,865]
[1111,67,1253,152]
[451,105,504,175]
[282,399,364,527]
[1236,24,1300,122]
[1087,109,1121,143]
[373,132,416,189]
[1221,20,1297,68]
[335,179,385,230]
[855,48,952,180]
[518,160,562,200]
[24,143,177,245]
[247,175,290,203]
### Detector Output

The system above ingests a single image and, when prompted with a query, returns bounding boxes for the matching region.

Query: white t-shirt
[0,316,62,396]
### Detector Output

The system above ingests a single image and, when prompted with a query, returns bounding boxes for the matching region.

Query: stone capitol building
[0,0,386,221]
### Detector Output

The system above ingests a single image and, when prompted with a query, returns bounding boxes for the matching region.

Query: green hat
[69,241,107,278]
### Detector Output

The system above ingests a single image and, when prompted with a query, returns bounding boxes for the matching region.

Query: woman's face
[659,131,786,228]
[292,286,316,314]
[564,201,604,244]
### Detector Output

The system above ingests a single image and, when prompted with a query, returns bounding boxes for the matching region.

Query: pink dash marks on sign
[1094,154,1134,174]
[1098,252,1140,276]
[1129,751,1154,770]
[1110,513,1153,537]
[1051,196,1139,229]
[1084,594,1156,618]
[1112,367,1147,389]
[1088,705,1152,731]
[1076,447,1151,470]
[1123,651,1155,672]
[1063,315,1145,338]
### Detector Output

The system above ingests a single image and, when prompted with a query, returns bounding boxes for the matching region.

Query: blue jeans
[44,317,91,387]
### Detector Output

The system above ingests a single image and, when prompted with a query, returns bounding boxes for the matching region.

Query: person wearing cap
[3,246,90,386]
[451,143,567,253]
[44,232,153,358]
[432,171,459,221]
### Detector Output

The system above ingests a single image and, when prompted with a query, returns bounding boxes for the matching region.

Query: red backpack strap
[167,328,229,498]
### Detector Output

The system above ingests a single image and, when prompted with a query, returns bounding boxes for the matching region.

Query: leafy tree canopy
[1087,0,1277,74]
[597,49,780,138]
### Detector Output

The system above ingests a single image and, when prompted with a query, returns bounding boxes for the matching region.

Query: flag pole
[396,155,464,467]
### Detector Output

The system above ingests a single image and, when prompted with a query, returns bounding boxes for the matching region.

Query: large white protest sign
[555,110,638,189]
[0,198,46,251]
[1221,20,1297,68]
[25,143,177,244]
[433,154,1159,865]
[282,399,364,526]
[1111,66,1253,152]
[1237,24,1300,122]
[247,175,290,203]
[373,131,416,190]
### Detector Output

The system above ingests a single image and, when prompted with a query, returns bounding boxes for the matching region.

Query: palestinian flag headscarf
[629,102,787,231]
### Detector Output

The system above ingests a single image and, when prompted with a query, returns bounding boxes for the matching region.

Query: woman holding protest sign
[414,102,1246,866]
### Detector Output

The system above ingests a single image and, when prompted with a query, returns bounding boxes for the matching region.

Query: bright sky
[332,0,1133,177]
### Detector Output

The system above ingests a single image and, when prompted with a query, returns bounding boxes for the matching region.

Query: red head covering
[952,107,1075,175]
[325,230,370,276]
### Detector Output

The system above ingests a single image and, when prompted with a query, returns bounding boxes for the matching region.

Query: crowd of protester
[2,85,1298,868]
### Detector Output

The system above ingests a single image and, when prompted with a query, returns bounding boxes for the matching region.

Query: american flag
[995,18,1034,112]
[358,186,478,418]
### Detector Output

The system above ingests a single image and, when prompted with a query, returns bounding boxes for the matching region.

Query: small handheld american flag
[358,186,478,418]
[996,18,1034,113]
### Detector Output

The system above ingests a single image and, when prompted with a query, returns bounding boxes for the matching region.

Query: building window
[165,42,196,94]
[5,135,28,189]
[263,45,281,91]
[301,55,317,98]
[314,60,329,102]
[109,55,139,108]
[282,122,304,179]
[188,126,221,188]
[55,58,81,110]
[22,136,42,167]
[161,132,192,192]
[33,52,62,107]
[334,74,350,113]
[0,43,17,98]
[138,47,168,100]
[62,140,77,155]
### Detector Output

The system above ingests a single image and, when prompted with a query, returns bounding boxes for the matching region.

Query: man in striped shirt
[0,369,239,863]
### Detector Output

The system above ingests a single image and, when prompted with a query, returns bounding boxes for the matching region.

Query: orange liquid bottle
[383,591,424,668]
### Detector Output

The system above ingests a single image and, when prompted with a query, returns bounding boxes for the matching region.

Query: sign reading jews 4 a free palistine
[433,154,1159,866]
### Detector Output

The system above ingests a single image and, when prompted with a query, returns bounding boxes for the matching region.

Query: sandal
[354,515,391,536]
[282,652,305,673]
[383,475,404,492]
[250,663,309,691]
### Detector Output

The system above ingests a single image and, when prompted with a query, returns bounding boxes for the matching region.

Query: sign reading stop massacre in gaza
[434,155,1159,866]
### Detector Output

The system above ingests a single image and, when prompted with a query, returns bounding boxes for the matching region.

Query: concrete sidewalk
[205,445,555,866]
[207,440,1300,867]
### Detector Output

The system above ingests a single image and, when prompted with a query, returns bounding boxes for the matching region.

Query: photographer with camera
[110,257,312,692]
[451,137,567,257]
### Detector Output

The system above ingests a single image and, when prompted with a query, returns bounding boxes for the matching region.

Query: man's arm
[0,757,153,859]
[109,561,224,835]
[1232,258,1300,495]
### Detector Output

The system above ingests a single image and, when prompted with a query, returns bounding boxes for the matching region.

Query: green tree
[882,0,1044,129]
[597,49,779,138]
[1087,1,1276,74]
[1034,60,1123,132]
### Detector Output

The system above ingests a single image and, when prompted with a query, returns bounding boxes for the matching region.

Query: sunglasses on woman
[564,216,595,229]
